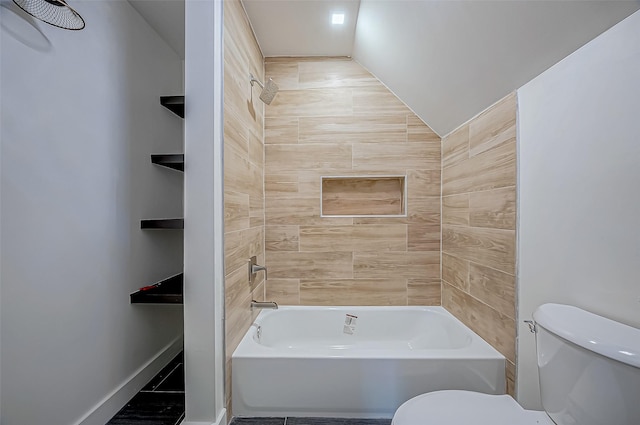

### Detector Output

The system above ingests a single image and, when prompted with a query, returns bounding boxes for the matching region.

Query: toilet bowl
[391,390,552,425]
[392,304,640,425]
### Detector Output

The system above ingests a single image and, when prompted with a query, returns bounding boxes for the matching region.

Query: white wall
[517,10,640,409]
[183,0,226,423]
[1,1,184,424]
[352,0,639,136]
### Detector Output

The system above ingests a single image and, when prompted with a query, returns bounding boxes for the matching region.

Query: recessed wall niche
[321,175,407,217]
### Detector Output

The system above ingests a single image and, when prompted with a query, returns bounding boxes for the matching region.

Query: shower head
[250,73,279,105]
[13,0,85,30]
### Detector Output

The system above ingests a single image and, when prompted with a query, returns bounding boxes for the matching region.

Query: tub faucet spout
[251,300,278,310]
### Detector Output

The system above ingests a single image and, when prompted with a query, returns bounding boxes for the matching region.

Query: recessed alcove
[321,176,407,217]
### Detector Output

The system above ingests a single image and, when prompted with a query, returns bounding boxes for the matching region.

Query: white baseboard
[181,408,227,425]
[73,335,184,425]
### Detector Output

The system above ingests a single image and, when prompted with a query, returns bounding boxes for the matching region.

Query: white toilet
[392,303,640,425]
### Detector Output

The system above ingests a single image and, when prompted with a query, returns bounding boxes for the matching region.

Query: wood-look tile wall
[264,57,442,307]
[441,92,517,395]
[223,0,265,416]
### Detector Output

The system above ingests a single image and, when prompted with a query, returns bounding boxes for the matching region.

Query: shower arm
[249,73,264,89]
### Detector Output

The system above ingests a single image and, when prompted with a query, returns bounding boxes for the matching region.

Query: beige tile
[442,225,515,274]
[407,197,441,225]
[224,0,264,414]
[225,227,263,275]
[299,225,407,252]
[251,280,265,307]
[354,252,440,280]
[265,279,300,305]
[264,171,324,199]
[265,196,353,226]
[266,251,353,279]
[340,199,438,228]
[247,131,263,168]
[407,169,441,197]
[506,360,516,397]
[297,171,323,194]
[225,264,251,312]
[469,187,516,230]
[407,115,440,143]
[264,61,299,90]
[224,190,250,233]
[299,279,406,306]
[352,216,407,225]
[469,92,516,157]
[352,196,440,227]
[353,85,411,115]
[442,253,469,292]
[265,56,352,63]
[408,279,441,305]
[442,141,516,196]
[442,194,469,226]
[298,60,379,89]
[249,194,264,228]
[225,144,263,198]
[299,115,407,144]
[408,224,440,252]
[265,173,299,196]
[322,177,405,216]
[225,289,252,355]
[224,355,237,417]
[226,292,254,357]
[442,282,516,362]
[249,216,264,229]
[224,67,259,124]
[246,227,264,259]
[265,225,299,252]
[224,229,248,276]
[265,117,299,144]
[266,144,352,173]
[352,142,440,172]
[469,262,516,319]
[224,0,262,70]
[224,109,249,157]
[442,124,469,168]
[266,88,353,117]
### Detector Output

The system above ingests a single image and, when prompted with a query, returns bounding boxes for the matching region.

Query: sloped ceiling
[352,1,640,136]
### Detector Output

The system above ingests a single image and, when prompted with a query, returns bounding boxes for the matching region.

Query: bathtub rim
[232,305,506,361]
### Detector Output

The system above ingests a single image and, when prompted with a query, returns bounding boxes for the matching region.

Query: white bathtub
[232,306,505,418]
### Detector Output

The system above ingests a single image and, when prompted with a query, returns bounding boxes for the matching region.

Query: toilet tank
[533,304,640,425]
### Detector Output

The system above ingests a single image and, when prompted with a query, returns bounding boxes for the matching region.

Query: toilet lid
[392,390,554,425]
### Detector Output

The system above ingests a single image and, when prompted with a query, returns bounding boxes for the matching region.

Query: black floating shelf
[131,273,183,304]
[141,218,184,229]
[160,96,184,118]
[151,154,184,172]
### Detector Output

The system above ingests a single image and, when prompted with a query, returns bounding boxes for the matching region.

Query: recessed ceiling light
[332,13,345,25]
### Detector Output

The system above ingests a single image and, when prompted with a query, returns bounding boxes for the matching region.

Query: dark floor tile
[107,392,185,425]
[142,352,184,392]
[285,418,392,425]
[230,418,285,425]
[156,363,185,392]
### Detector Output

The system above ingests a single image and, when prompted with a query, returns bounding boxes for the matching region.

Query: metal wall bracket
[524,320,537,333]
[248,255,267,285]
